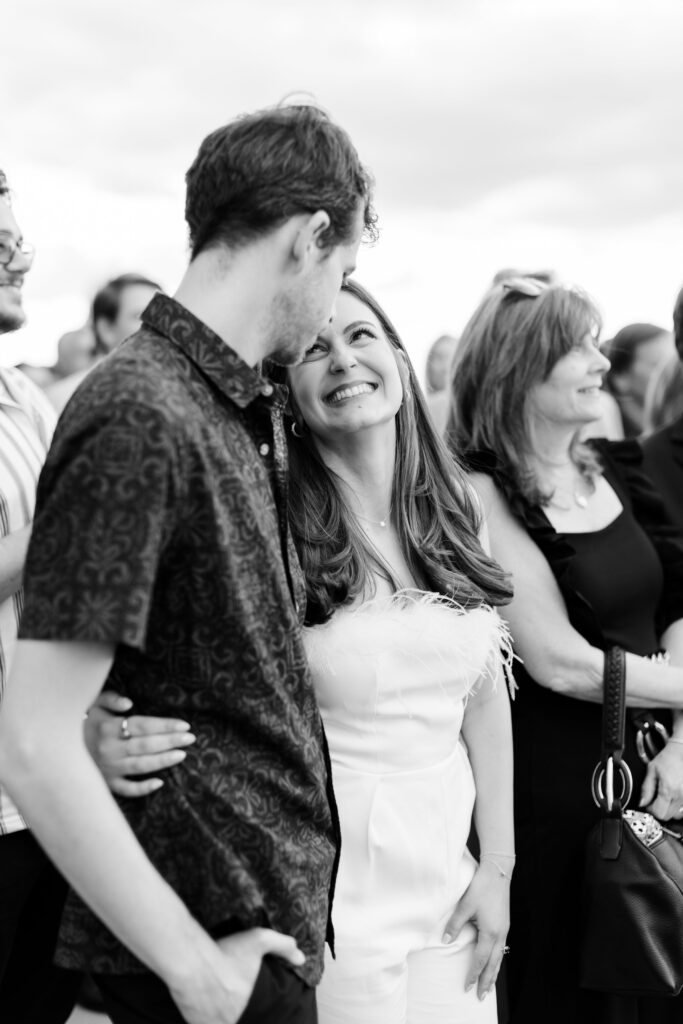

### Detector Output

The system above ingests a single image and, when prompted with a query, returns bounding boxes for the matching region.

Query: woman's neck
[527,420,580,480]
[313,425,396,524]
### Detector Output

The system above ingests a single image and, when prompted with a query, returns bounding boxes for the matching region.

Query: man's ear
[291,210,331,267]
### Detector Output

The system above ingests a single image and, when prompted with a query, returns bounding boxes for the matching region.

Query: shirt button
[259,443,270,456]
[261,383,273,397]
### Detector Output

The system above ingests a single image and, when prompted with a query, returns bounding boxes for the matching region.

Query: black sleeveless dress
[471,440,683,1024]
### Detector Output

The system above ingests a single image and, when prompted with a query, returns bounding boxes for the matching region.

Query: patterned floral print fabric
[19,294,338,985]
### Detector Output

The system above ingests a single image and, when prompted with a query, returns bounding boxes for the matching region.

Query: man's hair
[0,169,9,201]
[673,285,683,360]
[92,273,161,348]
[185,104,377,259]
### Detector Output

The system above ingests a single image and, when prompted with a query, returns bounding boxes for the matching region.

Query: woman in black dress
[447,276,683,1024]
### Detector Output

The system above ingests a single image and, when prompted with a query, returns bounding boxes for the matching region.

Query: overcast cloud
[3,0,683,371]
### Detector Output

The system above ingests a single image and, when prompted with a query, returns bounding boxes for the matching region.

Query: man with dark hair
[47,273,161,413]
[0,170,81,1022]
[641,288,683,532]
[0,104,375,1024]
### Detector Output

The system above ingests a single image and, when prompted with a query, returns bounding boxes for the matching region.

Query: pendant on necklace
[378,519,387,528]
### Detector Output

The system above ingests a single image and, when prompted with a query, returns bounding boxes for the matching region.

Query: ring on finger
[119,717,132,741]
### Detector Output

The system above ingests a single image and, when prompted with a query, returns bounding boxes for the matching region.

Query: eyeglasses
[500,277,546,299]
[0,234,35,269]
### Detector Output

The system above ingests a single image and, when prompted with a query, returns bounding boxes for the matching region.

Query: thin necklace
[356,509,391,529]
[548,476,594,511]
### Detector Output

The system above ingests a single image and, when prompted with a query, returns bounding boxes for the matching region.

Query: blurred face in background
[425,334,458,393]
[96,282,159,353]
[625,332,674,404]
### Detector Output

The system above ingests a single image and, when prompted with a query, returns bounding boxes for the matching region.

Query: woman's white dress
[303,593,511,1024]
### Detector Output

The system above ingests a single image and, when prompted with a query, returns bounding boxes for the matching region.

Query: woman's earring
[291,421,305,438]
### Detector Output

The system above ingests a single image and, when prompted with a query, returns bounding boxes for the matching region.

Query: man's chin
[268,343,310,368]
[0,308,26,334]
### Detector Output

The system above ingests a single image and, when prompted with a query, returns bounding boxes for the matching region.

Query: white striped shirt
[0,367,56,835]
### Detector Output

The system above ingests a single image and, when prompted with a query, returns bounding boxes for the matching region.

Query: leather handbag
[579,646,683,996]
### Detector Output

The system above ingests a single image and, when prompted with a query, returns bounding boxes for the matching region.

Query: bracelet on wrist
[480,852,516,880]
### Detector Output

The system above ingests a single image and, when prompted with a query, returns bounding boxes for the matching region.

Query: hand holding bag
[579,646,683,997]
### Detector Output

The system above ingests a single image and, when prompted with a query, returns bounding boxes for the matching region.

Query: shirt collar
[0,369,24,410]
[141,293,285,410]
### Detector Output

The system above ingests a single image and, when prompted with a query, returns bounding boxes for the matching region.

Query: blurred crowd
[19,268,683,449]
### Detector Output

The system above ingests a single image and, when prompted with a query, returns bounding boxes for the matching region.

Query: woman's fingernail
[443,932,452,944]
[180,733,196,745]
[170,750,187,762]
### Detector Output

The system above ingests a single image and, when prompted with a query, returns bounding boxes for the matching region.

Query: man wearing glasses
[0,170,80,1022]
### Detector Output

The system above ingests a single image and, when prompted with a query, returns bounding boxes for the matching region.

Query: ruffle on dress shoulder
[304,589,516,702]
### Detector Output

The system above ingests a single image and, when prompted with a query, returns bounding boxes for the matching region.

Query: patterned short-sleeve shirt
[19,294,338,985]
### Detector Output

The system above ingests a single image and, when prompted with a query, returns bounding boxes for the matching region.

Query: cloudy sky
[4,0,683,377]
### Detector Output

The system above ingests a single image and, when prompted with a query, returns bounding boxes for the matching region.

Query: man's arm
[0,639,303,1024]
[0,523,32,603]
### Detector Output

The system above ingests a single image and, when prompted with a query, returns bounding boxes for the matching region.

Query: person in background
[603,322,674,437]
[46,273,161,413]
[52,324,97,379]
[0,168,80,1024]
[425,333,459,435]
[0,102,373,1024]
[644,353,683,434]
[447,275,683,1024]
[641,285,683,534]
[0,170,192,1024]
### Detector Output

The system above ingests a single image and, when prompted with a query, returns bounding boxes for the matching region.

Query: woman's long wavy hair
[446,278,603,511]
[268,280,512,624]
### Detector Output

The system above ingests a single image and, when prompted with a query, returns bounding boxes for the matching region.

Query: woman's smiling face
[288,289,404,443]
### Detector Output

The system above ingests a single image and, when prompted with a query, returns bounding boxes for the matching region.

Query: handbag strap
[594,647,632,859]
[601,646,627,758]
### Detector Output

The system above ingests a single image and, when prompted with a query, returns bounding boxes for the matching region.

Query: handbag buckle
[591,756,633,811]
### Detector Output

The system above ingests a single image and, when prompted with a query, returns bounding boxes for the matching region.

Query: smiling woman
[288,287,405,442]
[447,275,683,1024]
[265,280,515,1024]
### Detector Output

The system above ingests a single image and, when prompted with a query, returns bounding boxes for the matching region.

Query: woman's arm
[471,472,683,708]
[444,660,514,1001]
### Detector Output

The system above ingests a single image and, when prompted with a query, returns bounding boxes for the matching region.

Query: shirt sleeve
[2,367,57,448]
[19,395,182,650]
